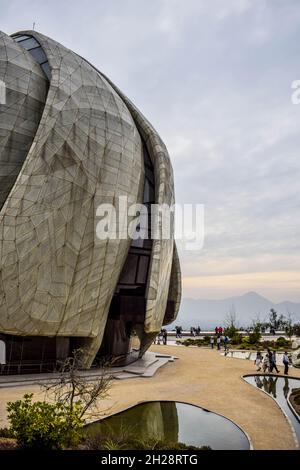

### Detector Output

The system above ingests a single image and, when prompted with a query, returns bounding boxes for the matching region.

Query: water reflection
[87,401,250,450]
[245,375,300,447]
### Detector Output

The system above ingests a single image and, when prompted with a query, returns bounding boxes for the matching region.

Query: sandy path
[0,345,299,450]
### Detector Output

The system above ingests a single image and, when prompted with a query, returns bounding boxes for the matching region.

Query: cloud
[2,0,300,301]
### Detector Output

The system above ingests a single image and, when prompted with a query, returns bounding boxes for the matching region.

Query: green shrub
[181,338,205,347]
[230,334,243,345]
[224,326,238,338]
[0,427,13,438]
[276,336,290,347]
[7,393,84,449]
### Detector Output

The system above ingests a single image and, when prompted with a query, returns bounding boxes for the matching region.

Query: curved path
[0,345,299,450]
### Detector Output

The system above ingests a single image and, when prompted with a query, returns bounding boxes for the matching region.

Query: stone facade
[0,30,181,368]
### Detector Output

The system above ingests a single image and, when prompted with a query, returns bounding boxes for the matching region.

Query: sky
[2,0,300,302]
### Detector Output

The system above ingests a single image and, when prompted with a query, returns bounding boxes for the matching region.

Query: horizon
[181,290,300,304]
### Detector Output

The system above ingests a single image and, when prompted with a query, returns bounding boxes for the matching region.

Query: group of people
[190,326,201,336]
[154,329,168,345]
[175,326,183,338]
[210,334,229,351]
[254,350,289,375]
[215,326,223,335]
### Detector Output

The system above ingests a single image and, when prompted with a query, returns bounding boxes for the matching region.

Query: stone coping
[241,374,299,450]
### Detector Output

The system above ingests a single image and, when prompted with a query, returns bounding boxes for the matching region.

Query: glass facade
[12,34,51,80]
[96,145,155,365]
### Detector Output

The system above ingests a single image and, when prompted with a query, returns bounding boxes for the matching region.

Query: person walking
[271,350,279,373]
[210,336,214,349]
[268,349,279,373]
[283,351,289,375]
[163,329,168,345]
[262,353,270,373]
[217,335,221,350]
[254,351,262,371]
[224,335,229,352]
[157,329,164,345]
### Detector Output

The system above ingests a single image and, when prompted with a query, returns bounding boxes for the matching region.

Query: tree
[293,323,300,337]
[284,312,294,340]
[248,320,262,345]
[7,349,113,449]
[224,305,239,337]
[42,349,113,422]
[268,308,285,331]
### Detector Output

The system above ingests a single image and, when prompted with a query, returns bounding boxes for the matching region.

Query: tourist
[224,335,229,351]
[175,326,180,339]
[163,329,168,345]
[271,350,279,373]
[210,336,214,349]
[215,326,218,335]
[157,329,164,345]
[196,326,201,336]
[268,349,279,374]
[262,353,270,373]
[283,351,289,375]
[254,351,262,371]
[216,335,221,350]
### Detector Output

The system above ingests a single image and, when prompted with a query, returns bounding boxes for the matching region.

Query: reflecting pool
[87,401,250,450]
[244,375,300,447]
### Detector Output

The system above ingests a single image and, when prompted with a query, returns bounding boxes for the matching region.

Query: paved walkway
[0,345,299,450]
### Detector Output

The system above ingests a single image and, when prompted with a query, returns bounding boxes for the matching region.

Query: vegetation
[178,337,210,347]
[248,322,262,344]
[293,323,300,337]
[82,432,211,450]
[42,349,112,422]
[289,388,300,418]
[224,308,239,338]
[6,349,112,450]
[179,333,293,351]
[268,308,285,330]
[7,394,83,449]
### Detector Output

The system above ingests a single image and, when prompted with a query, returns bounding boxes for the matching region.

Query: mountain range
[168,291,300,330]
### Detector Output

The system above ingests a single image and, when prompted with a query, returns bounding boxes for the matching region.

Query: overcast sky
[2,0,300,302]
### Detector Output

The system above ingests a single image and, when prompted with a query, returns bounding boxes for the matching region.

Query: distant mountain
[167,291,300,330]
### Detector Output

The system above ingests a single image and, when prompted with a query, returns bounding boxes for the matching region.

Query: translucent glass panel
[12,34,51,80]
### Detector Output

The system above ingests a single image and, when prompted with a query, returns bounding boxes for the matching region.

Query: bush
[0,427,13,438]
[276,336,290,347]
[230,334,243,345]
[7,394,84,449]
[224,326,238,338]
[180,338,205,347]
